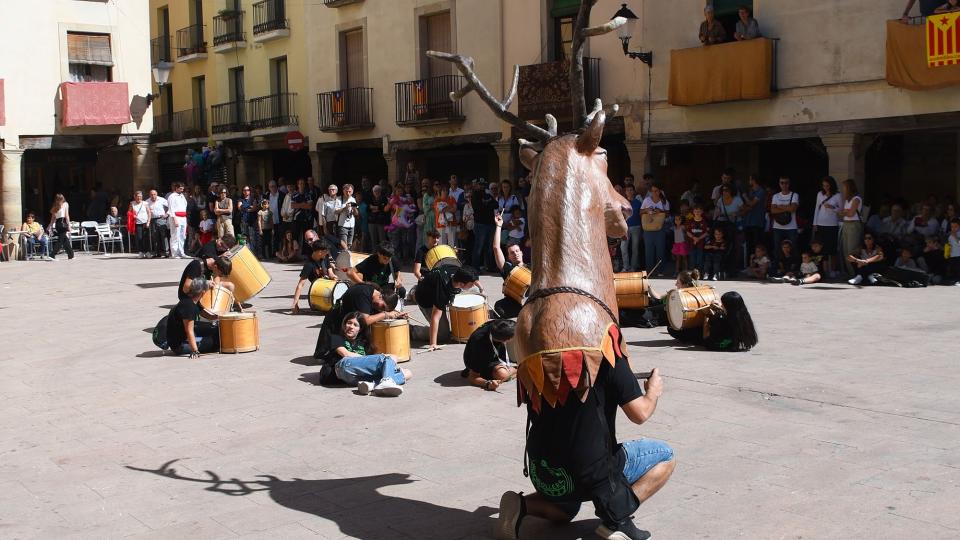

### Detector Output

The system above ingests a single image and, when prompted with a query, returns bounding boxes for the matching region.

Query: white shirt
[168,192,188,214]
[338,196,356,227]
[507,216,526,239]
[800,261,819,275]
[148,197,168,218]
[450,187,464,204]
[771,191,798,230]
[907,215,940,237]
[318,195,340,223]
[843,196,863,222]
[813,192,842,227]
[640,196,670,212]
[131,201,150,224]
[269,191,281,224]
[55,201,69,219]
[281,195,295,222]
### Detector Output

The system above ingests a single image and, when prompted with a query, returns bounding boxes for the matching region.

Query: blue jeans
[625,226,643,271]
[772,228,798,264]
[26,235,50,257]
[643,229,666,272]
[335,354,406,386]
[690,246,704,272]
[472,223,494,269]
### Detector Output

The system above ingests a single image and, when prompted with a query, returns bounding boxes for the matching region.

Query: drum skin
[224,245,272,303]
[371,319,411,362]
[666,286,718,331]
[449,294,489,343]
[614,272,649,309]
[200,283,235,317]
[219,311,260,353]
[503,265,532,303]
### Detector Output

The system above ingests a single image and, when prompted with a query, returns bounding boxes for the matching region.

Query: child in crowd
[920,236,946,282]
[505,206,526,247]
[461,319,518,391]
[770,239,801,282]
[702,227,727,281]
[276,229,301,263]
[686,204,710,274]
[328,312,412,397]
[671,214,689,274]
[894,247,920,270]
[946,218,960,285]
[742,244,770,279]
[257,199,273,260]
[792,252,822,285]
[198,209,215,246]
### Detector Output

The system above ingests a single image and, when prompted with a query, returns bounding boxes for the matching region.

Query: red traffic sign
[285,130,305,152]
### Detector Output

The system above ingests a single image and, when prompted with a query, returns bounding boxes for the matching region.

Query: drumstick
[648,259,662,276]
[634,371,653,380]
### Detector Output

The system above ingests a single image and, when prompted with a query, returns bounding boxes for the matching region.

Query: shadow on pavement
[290,355,316,366]
[125,460,498,538]
[136,350,167,358]
[627,339,677,348]
[802,285,848,290]
[434,369,470,388]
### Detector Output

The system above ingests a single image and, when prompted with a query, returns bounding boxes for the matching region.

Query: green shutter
[712,0,750,17]
[551,0,581,18]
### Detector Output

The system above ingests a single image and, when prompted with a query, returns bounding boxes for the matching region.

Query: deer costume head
[429,0,632,408]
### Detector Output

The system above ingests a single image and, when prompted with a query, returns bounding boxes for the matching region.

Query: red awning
[0,79,5,126]
[59,82,130,127]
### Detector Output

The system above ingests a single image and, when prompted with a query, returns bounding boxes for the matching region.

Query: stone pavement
[0,253,958,539]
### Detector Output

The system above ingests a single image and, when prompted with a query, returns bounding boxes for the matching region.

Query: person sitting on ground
[847,233,887,286]
[493,211,527,319]
[702,227,728,281]
[346,242,406,300]
[20,213,52,260]
[313,282,403,362]
[741,244,770,280]
[414,265,480,351]
[668,291,759,352]
[791,252,823,286]
[894,247,921,271]
[292,240,336,314]
[178,254,233,303]
[461,319,517,392]
[198,209,215,247]
[276,230,301,263]
[326,311,412,397]
[699,5,727,45]
[413,230,442,281]
[166,278,219,358]
[920,236,946,283]
[907,203,940,239]
[770,239,801,282]
[734,5,761,40]
[198,232,237,260]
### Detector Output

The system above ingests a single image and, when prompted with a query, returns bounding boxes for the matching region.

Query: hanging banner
[926,12,960,67]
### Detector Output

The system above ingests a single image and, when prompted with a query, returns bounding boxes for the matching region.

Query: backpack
[152,315,170,350]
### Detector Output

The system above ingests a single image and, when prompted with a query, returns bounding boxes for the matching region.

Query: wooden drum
[199,283,235,318]
[666,286,719,331]
[425,245,460,270]
[219,311,260,353]
[614,272,650,310]
[371,319,411,363]
[449,293,489,343]
[335,251,368,282]
[224,245,272,303]
[503,265,532,304]
[308,278,349,313]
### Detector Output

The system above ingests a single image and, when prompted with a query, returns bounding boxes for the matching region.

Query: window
[67,32,113,82]
[421,12,451,79]
[553,15,575,61]
[341,28,365,88]
[228,66,244,102]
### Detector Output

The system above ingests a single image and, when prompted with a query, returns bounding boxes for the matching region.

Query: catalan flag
[926,11,960,67]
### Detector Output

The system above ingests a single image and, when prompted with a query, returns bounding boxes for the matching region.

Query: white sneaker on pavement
[373,378,403,397]
[848,275,863,285]
[357,381,374,395]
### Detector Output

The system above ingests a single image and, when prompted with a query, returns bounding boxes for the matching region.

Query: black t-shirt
[355,255,398,288]
[321,283,376,334]
[178,259,208,300]
[415,245,429,267]
[293,192,314,222]
[526,356,643,500]
[500,260,516,280]
[328,334,368,357]
[166,298,200,351]
[463,321,507,379]
[198,241,223,261]
[368,194,390,225]
[474,190,497,225]
[415,264,460,310]
[300,256,333,282]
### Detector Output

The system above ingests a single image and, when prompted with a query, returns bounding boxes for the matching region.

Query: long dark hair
[821,176,838,196]
[720,292,758,351]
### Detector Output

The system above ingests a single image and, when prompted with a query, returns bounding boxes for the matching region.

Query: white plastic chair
[95,224,123,255]
[79,221,99,252]
[68,221,87,252]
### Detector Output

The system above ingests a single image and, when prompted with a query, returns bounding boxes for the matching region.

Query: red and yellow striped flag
[926,11,960,67]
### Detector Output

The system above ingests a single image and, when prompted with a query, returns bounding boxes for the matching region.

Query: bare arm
[184,319,198,355]
[621,368,663,424]
[292,277,308,313]
[336,346,361,358]
[493,212,506,270]
[413,262,424,281]
[344,268,364,283]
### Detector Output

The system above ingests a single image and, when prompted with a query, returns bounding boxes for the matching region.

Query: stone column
[624,139,650,181]
[492,141,513,182]
[821,133,863,194]
[131,142,159,193]
[383,149,398,187]
[1,148,24,232]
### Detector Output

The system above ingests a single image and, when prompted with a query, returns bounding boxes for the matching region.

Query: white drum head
[332,282,349,302]
[451,293,485,308]
[336,251,354,269]
[666,290,684,330]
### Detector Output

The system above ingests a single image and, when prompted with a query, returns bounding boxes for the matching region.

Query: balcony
[153,108,208,143]
[395,75,466,127]
[176,24,207,63]
[323,0,364,7]
[150,36,172,64]
[252,0,289,42]
[59,82,130,127]
[518,57,599,122]
[249,92,298,130]
[212,11,246,53]
[668,38,778,106]
[886,19,960,91]
[212,100,249,134]
[318,88,374,132]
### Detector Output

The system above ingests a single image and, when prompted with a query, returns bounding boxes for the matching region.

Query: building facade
[0,0,154,232]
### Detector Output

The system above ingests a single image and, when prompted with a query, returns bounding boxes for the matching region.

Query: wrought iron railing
[248,92,298,129]
[323,0,364,6]
[154,108,209,141]
[317,88,373,131]
[176,24,206,57]
[212,100,248,133]
[253,0,288,35]
[213,12,245,45]
[151,36,172,64]
[395,75,466,125]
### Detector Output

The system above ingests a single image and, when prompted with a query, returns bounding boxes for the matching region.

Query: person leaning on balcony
[901,0,942,22]
[734,6,760,40]
[935,0,960,13]
[699,5,727,45]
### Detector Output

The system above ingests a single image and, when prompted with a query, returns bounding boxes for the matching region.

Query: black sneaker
[596,520,652,540]
[494,491,526,540]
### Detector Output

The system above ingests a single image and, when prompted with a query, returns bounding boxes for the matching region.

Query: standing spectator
[147,189,170,258]
[385,184,416,263]
[257,199,273,260]
[472,183,498,271]
[710,168,736,204]
[319,184,340,236]
[337,183,359,249]
[622,184,643,272]
[265,180,285,256]
[187,184,204,255]
[367,185,389,253]
[940,203,957,238]
[680,180,701,208]
[640,183,670,274]
[687,204,710,274]
[734,5,761,40]
[702,227,728,281]
[419,178,437,251]
[813,176,842,276]
[213,187,234,240]
[433,184,459,248]
[770,176,799,263]
[48,193,75,260]
[404,162,420,187]
[945,218,960,285]
[279,180,297,250]
[901,0,943,21]
[449,175,465,208]
[498,180,521,214]
[741,175,767,259]
[699,5,727,45]
[881,204,909,241]
[129,190,151,258]
[356,190,369,251]
[671,214,690,274]
[935,0,960,14]
[168,182,189,259]
[461,190,476,262]
[713,184,743,271]
[292,178,315,253]
[838,179,864,276]
[238,185,258,246]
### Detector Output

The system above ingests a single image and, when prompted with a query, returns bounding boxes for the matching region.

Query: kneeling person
[328,311,413,396]
[179,254,233,304]
[292,240,336,313]
[463,319,517,391]
[167,278,220,357]
[414,265,480,350]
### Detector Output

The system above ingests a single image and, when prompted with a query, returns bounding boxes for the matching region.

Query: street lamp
[145,61,173,107]
[613,3,652,66]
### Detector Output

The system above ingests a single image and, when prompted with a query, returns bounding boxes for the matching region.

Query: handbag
[772,193,795,226]
[641,212,666,232]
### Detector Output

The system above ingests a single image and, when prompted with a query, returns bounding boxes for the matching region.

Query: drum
[219,311,260,353]
[425,245,461,270]
[371,319,411,363]
[308,278,349,312]
[503,265,532,303]
[199,283,235,317]
[449,293,489,343]
[666,286,719,331]
[614,272,650,310]
[334,251,369,282]
[223,245,272,303]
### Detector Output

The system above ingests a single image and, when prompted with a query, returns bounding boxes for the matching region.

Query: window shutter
[68,33,114,66]
[550,0,581,18]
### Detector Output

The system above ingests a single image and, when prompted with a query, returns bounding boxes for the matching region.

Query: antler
[426,51,557,143]
[570,0,626,123]
[126,459,273,496]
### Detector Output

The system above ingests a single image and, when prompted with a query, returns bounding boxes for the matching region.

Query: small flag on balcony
[926,12,960,67]
[332,90,345,126]
[413,81,428,117]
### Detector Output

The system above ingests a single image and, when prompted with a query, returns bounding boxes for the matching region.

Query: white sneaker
[373,378,403,397]
[848,275,863,285]
[357,381,374,395]
[711,275,718,281]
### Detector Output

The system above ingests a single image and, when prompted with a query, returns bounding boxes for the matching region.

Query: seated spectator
[920,236,947,282]
[734,5,761,40]
[741,244,770,280]
[770,239,801,282]
[20,213,52,260]
[894,247,921,271]
[847,233,886,286]
[702,227,727,281]
[881,204,909,241]
[935,0,960,13]
[939,203,957,238]
[946,218,960,285]
[276,230,301,263]
[461,319,517,392]
[292,240,336,314]
[699,5,727,45]
[167,277,219,357]
[198,209,215,246]
[106,206,121,233]
[907,203,940,238]
[901,0,943,21]
[328,311,412,397]
[792,252,823,286]
[866,204,889,235]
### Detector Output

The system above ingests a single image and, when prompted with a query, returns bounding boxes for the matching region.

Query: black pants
[494,297,522,319]
[151,221,169,256]
[54,218,74,259]
[743,226,764,262]
[260,229,273,259]
[295,221,312,255]
[135,223,150,253]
